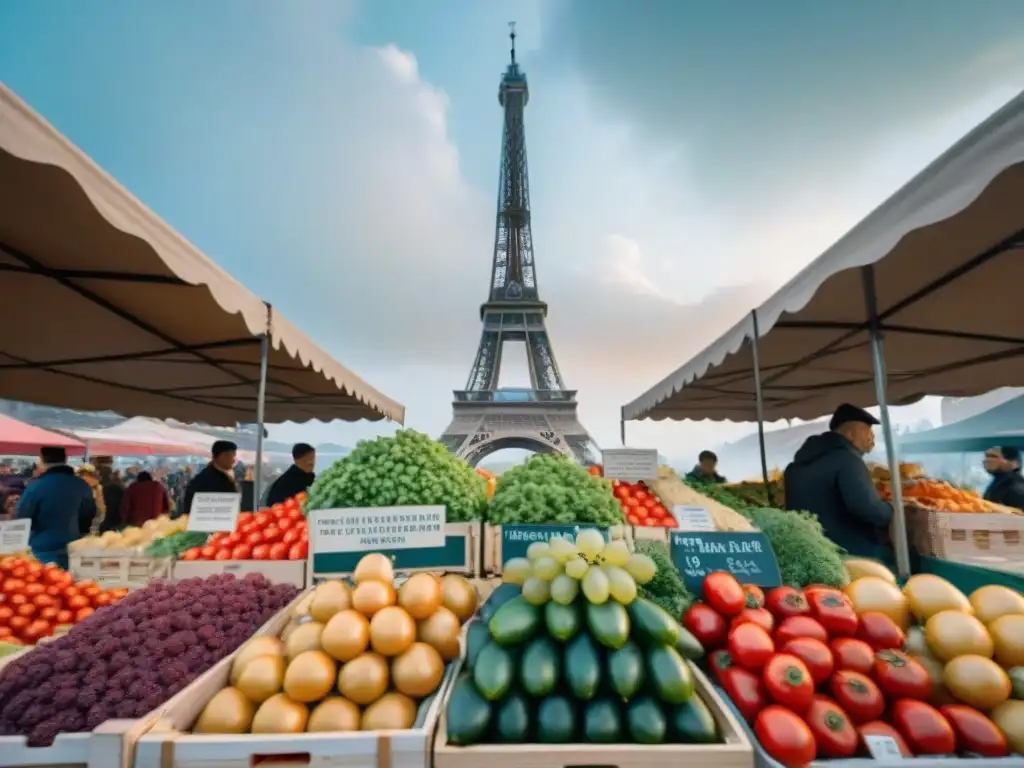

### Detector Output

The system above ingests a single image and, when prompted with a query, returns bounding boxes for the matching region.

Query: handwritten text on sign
[669,531,782,595]
[312,506,445,553]
[187,492,241,533]
[499,524,610,564]
[601,448,659,481]
[0,519,30,554]
[672,505,715,532]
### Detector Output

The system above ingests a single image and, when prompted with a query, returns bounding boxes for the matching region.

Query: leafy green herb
[145,530,208,558]
[634,539,693,618]
[744,507,849,588]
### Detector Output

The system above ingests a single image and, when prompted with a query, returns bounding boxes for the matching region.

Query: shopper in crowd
[179,440,238,518]
[96,460,125,532]
[685,450,727,484]
[266,443,317,506]
[15,446,96,569]
[783,403,893,558]
[76,463,107,534]
[120,470,171,526]
[982,446,1024,510]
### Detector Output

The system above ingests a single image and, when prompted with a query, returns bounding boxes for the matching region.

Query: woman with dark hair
[120,470,171,527]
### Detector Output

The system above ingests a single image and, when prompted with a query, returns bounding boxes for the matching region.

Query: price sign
[499,524,610,565]
[601,448,658,481]
[187,492,242,533]
[0,519,30,554]
[669,531,781,595]
[672,505,714,532]
[863,734,906,760]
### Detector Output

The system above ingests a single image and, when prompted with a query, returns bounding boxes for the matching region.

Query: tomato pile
[610,480,677,528]
[180,492,309,562]
[0,556,128,645]
[685,572,1018,765]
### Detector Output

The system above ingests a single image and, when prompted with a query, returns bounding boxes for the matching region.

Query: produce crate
[906,504,1024,560]
[631,525,671,545]
[69,552,174,589]
[484,524,633,574]
[0,587,310,768]
[134,661,458,768]
[172,559,308,588]
[433,660,754,768]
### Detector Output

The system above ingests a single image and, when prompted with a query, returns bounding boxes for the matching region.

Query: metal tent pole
[620,407,626,447]
[862,266,911,579]
[750,310,774,506]
[253,305,270,508]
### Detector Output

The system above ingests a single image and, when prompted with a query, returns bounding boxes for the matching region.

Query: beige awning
[623,89,1024,423]
[0,81,404,426]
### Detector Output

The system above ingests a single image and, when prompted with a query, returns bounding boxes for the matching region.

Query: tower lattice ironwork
[439,25,600,467]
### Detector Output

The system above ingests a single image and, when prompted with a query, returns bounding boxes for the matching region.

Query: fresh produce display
[0,572,299,745]
[883,475,1022,515]
[180,493,308,561]
[0,555,128,646]
[304,430,487,522]
[633,539,693,618]
[609,479,678,528]
[194,555,475,734]
[742,507,849,589]
[146,530,208,558]
[690,566,1024,762]
[487,454,623,526]
[725,471,784,508]
[447,530,716,746]
[650,466,755,531]
[70,514,189,551]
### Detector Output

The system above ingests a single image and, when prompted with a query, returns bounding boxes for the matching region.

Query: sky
[2,1,1024,470]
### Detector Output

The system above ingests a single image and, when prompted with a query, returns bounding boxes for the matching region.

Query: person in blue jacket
[15,446,96,569]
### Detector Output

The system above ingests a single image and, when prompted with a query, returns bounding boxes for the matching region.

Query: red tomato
[683,603,729,649]
[295,491,308,503]
[75,607,94,622]
[55,610,73,624]
[236,511,254,527]
[39,606,59,621]
[20,621,50,644]
[252,544,271,560]
[223,533,242,548]
[94,593,113,607]
[8,615,28,633]
[626,513,640,526]
[765,586,811,620]
[742,584,765,608]
[0,605,12,623]
[662,515,677,527]
[856,612,905,651]
[82,586,100,599]
[721,666,768,723]
[781,637,834,685]
[284,506,303,521]
[247,531,264,547]
[634,488,649,503]
[67,595,89,610]
[728,623,775,671]
[255,511,274,527]
[755,706,817,767]
[277,517,296,532]
[269,543,289,560]
[288,540,308,560]
[181,548,201,561]
[0,627,11,639]
[214,548,233,561]
[708,649,735,682]
[32,593,55,608]
[262,525,282,543]
[939,705,1009,758]
[8,594,27,607]
[805,695,858,758]
[23,582,44,596]
[857,721,912,758]
[775,615,829,646]
[807,590,858,637]
[890,699,955,756]
[2,578,25,594]
[200,546,216,560]
[16,603,36,618]
[831,637,875,675]
[830,671,885,724]
[872,650,932,700]
[762,653,815,713]
[731,607,774,634]
[270,504,286,517]
[231,544,252,560]
[702,572,746,617]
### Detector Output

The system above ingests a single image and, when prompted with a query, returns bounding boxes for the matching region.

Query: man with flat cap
[783,403,893,557]
[982,446,1024,511]
[179,440,239,519]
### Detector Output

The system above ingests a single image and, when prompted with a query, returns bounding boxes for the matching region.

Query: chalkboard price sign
[669,531,782,596]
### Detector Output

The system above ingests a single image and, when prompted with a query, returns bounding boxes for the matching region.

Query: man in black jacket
[983,446,1024,511]
[783,403,893,557]
[179,440,238,518]
[266,443,316,506]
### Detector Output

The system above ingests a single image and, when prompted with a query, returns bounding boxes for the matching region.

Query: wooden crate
[432,661,753,768]
[0,589,309,768]
[172,559,308,588]
[906,505,1024,560]
[135,660,457,768]
[69,553,173,589]
[484,524,634,575]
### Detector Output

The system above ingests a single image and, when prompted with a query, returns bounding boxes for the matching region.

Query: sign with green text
[498,524,609,565]
[669,531,781,596]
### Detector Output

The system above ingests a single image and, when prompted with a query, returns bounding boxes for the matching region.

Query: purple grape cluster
[0,573,298,746]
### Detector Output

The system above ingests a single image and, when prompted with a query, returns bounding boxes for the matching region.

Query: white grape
[522,576,551,606]
[548,536,578,564]
[564,556,590,580]
[526,541,551,562]
[576,528,605,559]
[503,557,533,585]
[532,556,563,581]
[603,565,638,604]
[581,566,610,605]
[550,574,579,605]
[624,553,657,585]
[602,540,631,568]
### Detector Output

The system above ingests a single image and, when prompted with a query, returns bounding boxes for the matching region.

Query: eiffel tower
[439,25,600,467]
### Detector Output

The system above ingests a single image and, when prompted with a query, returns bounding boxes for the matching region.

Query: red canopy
[0,414,86,457]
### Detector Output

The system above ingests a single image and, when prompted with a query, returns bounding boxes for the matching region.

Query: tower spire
[509,21,516,65]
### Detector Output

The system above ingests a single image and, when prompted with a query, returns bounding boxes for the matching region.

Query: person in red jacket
[119,471,170,527]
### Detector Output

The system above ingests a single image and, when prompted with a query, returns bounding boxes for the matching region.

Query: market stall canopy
[0,82,405,427]
[0,413,86,457]
[901,394,1024,455]
[70,416,211,457]
[623,90,1024,423]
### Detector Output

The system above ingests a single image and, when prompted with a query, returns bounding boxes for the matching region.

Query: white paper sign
[863,734,905,761]
[673,505,715,531]
[0,519,30,554]
[311,506,446,553]
[187,492,242,533]
[602,448,659,481]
